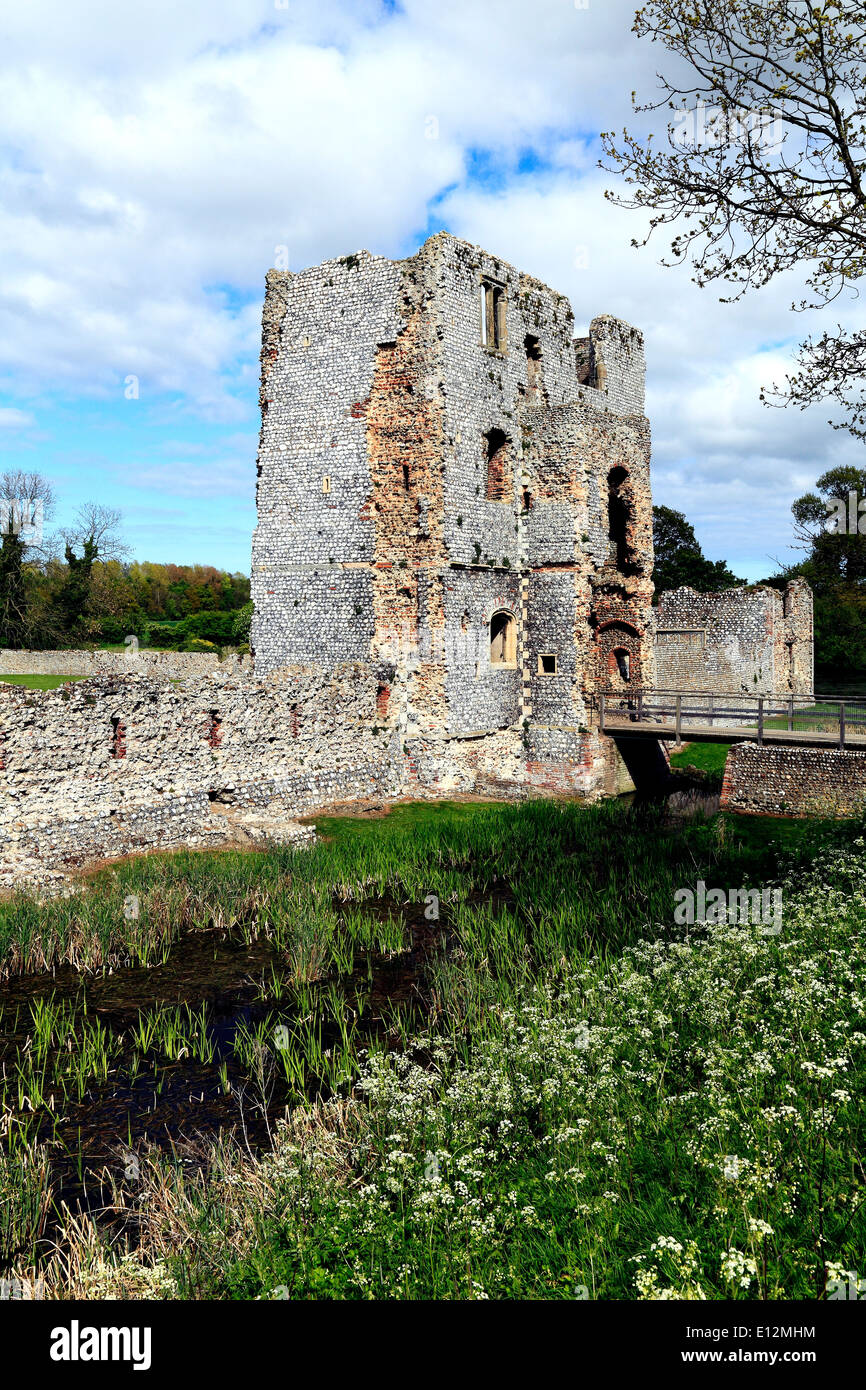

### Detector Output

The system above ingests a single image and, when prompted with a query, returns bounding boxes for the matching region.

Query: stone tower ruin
[0,235,825,890]
[251,231,655,796]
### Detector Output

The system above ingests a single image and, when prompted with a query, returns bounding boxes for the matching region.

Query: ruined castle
[0,233,822,883]
[251,230,656,795]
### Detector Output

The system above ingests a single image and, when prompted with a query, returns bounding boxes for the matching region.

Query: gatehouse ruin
[252,230,656,797]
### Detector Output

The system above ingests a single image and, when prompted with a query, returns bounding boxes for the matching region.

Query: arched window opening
[490,610,517,667]
[607,466,631,570]
[484,428,511,502]
[612,647,630,682]
[599,621,640,694]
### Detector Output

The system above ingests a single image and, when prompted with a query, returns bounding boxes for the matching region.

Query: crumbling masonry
[0,233,826,885]
[655,580,813,696]
[252,231,654,797]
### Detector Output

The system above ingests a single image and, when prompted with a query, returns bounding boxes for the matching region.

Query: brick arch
[596,620,642,692]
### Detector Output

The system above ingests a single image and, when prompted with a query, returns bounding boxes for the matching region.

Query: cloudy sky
[0,0,860,578]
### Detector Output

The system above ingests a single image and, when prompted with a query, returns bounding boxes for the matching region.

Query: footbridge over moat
[595,690,866,752]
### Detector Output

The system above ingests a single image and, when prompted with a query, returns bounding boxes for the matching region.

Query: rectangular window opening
[538,653,557,674]
[110,716,127,760]
[480,278,505,351]
[484,427,511,502]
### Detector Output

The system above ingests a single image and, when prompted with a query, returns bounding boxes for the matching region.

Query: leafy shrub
[145,611,237,649]
[98,612,149,644]
[145,622,183,650]
[231,601,253,646]
[182,610,237,645]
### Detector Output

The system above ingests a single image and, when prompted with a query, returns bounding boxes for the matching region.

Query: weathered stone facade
[0,232,660,884]
[721,742,866,818]
[654,579,813,696]
[0,668,395,876]
[0,649,251,679]
[0,232,831,887]
[251,231,654,796]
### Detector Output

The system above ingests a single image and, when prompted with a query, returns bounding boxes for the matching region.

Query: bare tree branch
[601,0,866,436]
[62,503,129,562]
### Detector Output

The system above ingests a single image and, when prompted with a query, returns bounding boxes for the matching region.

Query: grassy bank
[668,740,731,775]
[0,674,85,690]
[1,799,863,1299]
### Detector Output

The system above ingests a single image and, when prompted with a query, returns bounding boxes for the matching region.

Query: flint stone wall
[0,667,531,869]
[654,580,813,696]
[720,742,866,818]
[0,650,251,679]
[251,230,655,797]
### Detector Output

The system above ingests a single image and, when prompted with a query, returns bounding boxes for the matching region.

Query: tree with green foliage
[0,472,252,649]
[769,464,866,674]
[231,601,253,649]
[652,505,744,597]
[791,464,866,582]
[55,504,127,642]
[56,536,99,635]
[0,531,27,648]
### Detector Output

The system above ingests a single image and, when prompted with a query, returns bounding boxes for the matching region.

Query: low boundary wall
[0,667,531,878]
[0,649,251,679]
[720,742,866,818]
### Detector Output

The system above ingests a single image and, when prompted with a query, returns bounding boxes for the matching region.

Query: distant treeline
[17,560,251,651]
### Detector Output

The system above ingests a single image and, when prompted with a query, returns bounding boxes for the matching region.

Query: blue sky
[0,0,859,578]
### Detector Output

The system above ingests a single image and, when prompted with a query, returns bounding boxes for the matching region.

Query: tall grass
[1,797,861,1298]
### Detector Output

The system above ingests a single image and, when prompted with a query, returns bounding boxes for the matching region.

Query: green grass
[0,798,829,976]
[1,798,863,1300]
[309,797,506,842]
[669,739,731,774]
[0,674,85,690]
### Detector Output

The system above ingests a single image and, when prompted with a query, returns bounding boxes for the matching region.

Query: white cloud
[0,408,35,429]
[0,0,628,416]
[125,456,254,499]
[0,0,857,575]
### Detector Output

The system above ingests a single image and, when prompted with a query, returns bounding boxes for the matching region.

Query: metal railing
[594,689,866,750]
